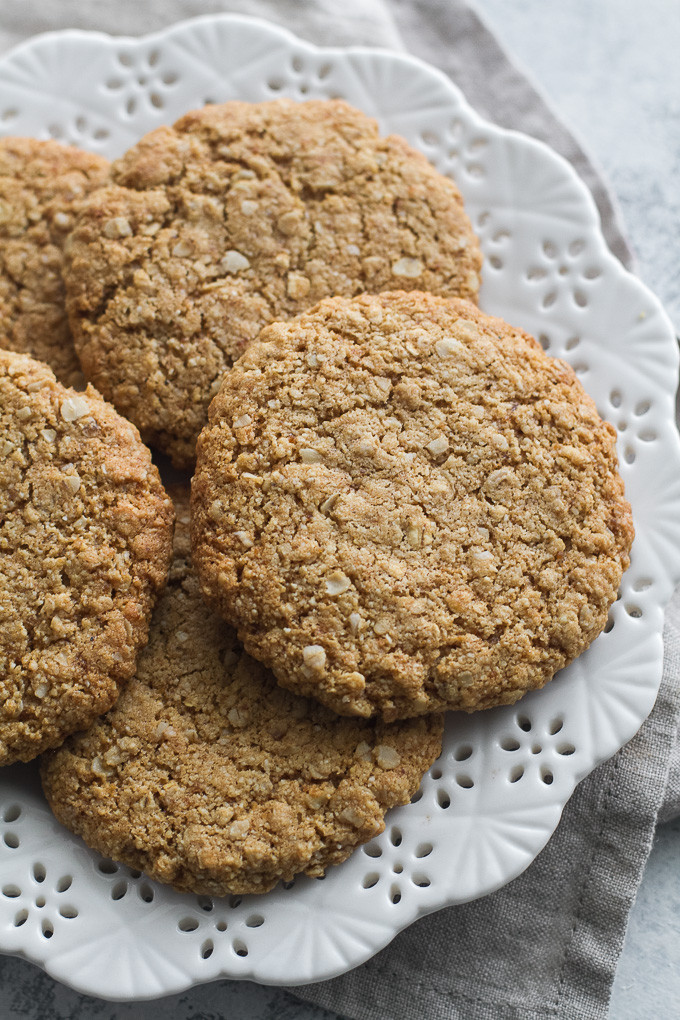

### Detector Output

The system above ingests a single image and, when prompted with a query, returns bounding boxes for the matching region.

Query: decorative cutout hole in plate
[3,832,19,849]
[436,789,451,809]
[415,843,433,859]
[420,130,439,146]
[2,884,20,898]
[362,843,382,859]
[455,774,474,788]
[454,744,472,761]
[362,873,379,889]
[516,715,531,732]
[412,874,431,888]
[179,916,199,933]
[233,940,248,957]
[201,939,214,960]
[97,860,118,875]
[111,882,127,901]
[59,904,79,919]
[390,885,401,904]
[541,769,554,785]
[56,876,72,893]
[549,718,564,735]
[2,805,20,823]
[197,895,213,912]
[246,914,264,928]
[466,163,484,178]
[509,766,525,783]
[501,736,520,751]
[557,743,576,756]
[139,883,155,903]
[389,827,402,847]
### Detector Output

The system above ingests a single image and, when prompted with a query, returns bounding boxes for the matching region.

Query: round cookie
[0,350,174,765]
[40,490,443,896]
[191,291,634,722]
[0,138,109,387]
[63,98,482,466]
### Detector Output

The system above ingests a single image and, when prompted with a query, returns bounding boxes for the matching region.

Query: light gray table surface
[1,1,679,1017]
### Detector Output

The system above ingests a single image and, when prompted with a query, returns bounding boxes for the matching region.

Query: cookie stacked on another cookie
[63,99,482,466]
[0,100,634,897]
[0,350,174,765]
[40,490,443,896]
[191,291,634,722]
[0,138,109,387]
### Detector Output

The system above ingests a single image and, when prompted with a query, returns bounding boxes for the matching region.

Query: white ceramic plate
[1,13,679,1001]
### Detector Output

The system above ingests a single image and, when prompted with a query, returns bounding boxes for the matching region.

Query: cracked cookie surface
[192,291,634,721]
[0,138,109,387]
[0,350,174,765]
[40,490,442,896]
[63,99,481,466]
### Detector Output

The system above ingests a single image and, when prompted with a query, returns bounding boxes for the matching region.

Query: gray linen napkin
[1,2,678,1018]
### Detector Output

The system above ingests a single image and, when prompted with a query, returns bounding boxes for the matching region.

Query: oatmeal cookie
[192,291,634,721]
[0,350,174,765]
[40,490,442,896]
[63,99,481,466]
[0,138,109,387]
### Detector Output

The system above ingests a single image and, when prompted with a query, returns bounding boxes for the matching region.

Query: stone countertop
[2,1,679,1017]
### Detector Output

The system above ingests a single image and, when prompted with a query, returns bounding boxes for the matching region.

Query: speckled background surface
[1,1,679,1017]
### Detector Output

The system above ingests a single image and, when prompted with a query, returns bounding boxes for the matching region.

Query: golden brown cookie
[0,350,174,765]
[0,138,109,387]
[63,99,482,466]
[192,291,634,722]
[40,489,442,896]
